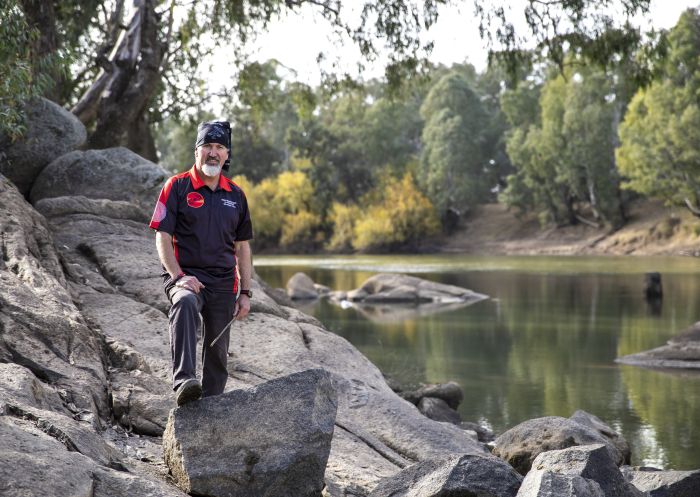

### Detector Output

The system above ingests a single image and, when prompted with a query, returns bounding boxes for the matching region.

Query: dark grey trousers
[167,287,236,397]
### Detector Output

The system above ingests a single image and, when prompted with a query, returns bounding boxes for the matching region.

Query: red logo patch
[187,192,205,208]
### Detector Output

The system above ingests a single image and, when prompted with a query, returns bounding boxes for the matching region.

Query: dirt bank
[442,200,700,257]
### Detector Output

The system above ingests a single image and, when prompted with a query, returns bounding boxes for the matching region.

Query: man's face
[195,143,228,178]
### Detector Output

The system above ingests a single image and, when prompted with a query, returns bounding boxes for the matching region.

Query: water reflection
[255,255,700,469]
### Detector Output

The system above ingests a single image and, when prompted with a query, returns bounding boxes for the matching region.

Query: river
[255,254,700,470]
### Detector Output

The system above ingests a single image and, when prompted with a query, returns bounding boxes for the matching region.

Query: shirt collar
[188,165,232,192]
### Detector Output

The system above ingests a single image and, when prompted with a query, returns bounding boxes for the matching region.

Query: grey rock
[616,321,700,370]
[460,421,496,443]
[345,273,488,304]
[493,416,625,475]
[0,363,67,414]
[418,397,461,425]
[107,338,153,373]
[230,314,488,494]
[111,369,175,436]
[401,381,464,409]
[369,453,523,497]
[0,415,187,497]
[30,147,167,210]
[287,271,321,300]
[516,471,605,497]
[0,98,86,195]
[569,410,630,464]
[621,465,700,497]
[0,177,108,419]
[521,444,644,497]
[163,369,337,497]
[35,195,148,222]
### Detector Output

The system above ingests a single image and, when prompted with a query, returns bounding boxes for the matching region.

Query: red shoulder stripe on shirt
[149,171,188,230]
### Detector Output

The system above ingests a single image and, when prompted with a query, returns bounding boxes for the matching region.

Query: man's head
[194,121,231,178]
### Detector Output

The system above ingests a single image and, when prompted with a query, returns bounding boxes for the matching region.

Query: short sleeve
[149,177,178,234]
[235,190,253,241]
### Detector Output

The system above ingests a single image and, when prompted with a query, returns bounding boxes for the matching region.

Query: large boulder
[162,369,337,497]
[616,321,700,370]
[30,147,168,211]
[368,453,523,497]
[516,444,644,497]
[0,98,86,195]
[621,466,700,497]
[344,273,488,304]
[492,415,628,475]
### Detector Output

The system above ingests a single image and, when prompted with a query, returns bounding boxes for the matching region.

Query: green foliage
[501,59,627,227]
[616,9,700,215]
[0,0,54,139]
[420,71,492,214]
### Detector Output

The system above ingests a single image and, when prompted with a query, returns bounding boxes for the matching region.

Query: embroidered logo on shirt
[187,192,205,208]
[222,199,237,208]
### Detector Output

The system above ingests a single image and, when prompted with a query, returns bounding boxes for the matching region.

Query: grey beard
[202,164,221,177]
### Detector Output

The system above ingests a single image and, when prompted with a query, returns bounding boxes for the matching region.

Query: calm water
[255,255,700,470]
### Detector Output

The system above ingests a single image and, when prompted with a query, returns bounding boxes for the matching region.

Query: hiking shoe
[176,378,202,406]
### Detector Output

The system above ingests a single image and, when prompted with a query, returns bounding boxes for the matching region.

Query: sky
[236,0,700,86]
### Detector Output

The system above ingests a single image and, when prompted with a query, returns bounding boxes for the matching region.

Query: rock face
[0,98,86,195]
[621,466,700,496]
[163,369,338,497]
[516,444,644,497]
[30,147,168,211]
[369,453,523,497]
[617,321,700,370]
[493,414,629,475]
[344,273,489,304]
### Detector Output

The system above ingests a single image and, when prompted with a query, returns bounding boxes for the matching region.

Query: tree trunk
[73,0,165,152]
[127,110,159,162]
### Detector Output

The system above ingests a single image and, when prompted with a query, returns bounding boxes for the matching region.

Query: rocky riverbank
[2,98,700,496]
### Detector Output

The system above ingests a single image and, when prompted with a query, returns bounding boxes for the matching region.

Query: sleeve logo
[187,192,205,208]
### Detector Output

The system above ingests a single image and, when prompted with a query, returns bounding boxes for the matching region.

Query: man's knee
[170,289,201,315]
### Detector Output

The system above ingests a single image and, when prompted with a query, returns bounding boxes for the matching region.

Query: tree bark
[127,110,159,162]
[74,0,165,152]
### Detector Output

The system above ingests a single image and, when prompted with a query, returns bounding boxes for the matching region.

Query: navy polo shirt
[150,166,253,293]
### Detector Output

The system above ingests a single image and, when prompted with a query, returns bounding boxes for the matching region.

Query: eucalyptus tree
[420,71,490,217]
[2,0,659,159]
[616,8,700,216]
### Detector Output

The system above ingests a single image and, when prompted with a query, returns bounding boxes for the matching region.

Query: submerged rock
[616,321,700,370]
[343,273,488,304]
[163,369,337,497]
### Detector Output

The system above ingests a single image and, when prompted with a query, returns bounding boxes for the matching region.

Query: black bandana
[195,121,230,149]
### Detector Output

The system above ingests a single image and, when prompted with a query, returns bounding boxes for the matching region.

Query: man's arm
[234,240,252,319]
[155,231,204,293]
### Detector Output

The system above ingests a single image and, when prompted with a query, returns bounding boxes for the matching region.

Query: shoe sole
[176,380,202,406]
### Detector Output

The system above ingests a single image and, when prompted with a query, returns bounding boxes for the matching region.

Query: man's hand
[235,294,250,320]
[175,275,205,293]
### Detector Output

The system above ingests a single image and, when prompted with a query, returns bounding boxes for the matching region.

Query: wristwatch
[240,289,253,298]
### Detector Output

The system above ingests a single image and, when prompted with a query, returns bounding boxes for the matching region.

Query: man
[149,121,253,406]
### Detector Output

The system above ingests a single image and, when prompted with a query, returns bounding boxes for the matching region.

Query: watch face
[241,290,253,298]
